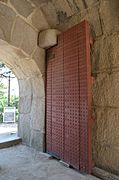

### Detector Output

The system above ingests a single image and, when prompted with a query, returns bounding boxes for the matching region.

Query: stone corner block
[38,29,61,49]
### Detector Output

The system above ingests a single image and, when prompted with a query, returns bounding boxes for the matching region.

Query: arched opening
[0,63,19,138]
[0,39,45,150]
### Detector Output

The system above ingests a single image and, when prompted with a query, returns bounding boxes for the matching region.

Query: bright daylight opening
[0,63,19,142]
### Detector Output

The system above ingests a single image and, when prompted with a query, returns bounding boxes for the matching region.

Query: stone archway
[0,1,60,151]
[0,1,47,150]
[0,39,45,150]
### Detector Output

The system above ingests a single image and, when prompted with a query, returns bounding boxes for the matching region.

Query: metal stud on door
[46,20,92,173]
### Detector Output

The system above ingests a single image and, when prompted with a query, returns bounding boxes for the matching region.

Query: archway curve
[0,39,45,150]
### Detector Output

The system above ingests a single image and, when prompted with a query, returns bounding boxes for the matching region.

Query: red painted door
[46,20,92,173]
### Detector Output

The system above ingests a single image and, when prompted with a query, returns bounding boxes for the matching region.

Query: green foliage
[11,96,19,109]
[0,83,7,123]
[0,83,19,123]
[0,83,7,97]
[11,96,19,122]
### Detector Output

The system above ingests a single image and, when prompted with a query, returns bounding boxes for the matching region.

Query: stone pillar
[19,29,61,151]
[31,29,60,151]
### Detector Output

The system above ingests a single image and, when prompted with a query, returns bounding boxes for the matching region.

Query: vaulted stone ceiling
[0,0,118,38]
[0,0,118,70]
[0,0,118,59]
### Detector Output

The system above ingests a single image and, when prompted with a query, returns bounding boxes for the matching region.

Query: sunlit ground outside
[0,123,17,135]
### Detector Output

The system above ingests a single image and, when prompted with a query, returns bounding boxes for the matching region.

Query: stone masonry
[0,0,118,175]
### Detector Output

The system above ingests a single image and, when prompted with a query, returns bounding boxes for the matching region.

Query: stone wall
[0,0,118,174]
[92,32,119,175]
[40,0,119,174]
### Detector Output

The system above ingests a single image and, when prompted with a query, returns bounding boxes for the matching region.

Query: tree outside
[0,83,7,123]
[0,64,19,123]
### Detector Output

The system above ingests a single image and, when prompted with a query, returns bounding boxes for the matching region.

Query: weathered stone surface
[99,0,119,34]
[33,47,45,76]
[75,5,101,37]
[17,59,40,77]
[55,14,79,32]
[30,0,49,6]
[18,114,31,145]
[31,8,49,30]
[0,40,28,72]
[93,108,119,146]
[41,0,100,31]
[30,97,45,131]
[77,0,88,9]
[0,3,16,41]
[10,17,23,48]
[93,142,119,174]
[93,74,119,174]
[0,40,28,79]
[66,0,98,13]
[93,107,119,174]
[41,2,58,27]
[31,76,45,98]
[19,79,32,97]
[30,129,44,150]
[0,38,26,61]
[86,6,102,37]
[12,58,39,78]
[85,0,99,7]
[92,32,119,74]
[10,0,34,18]
[66,0,84,13]
[93,167,119,180]
[52,0,74,18]
[92,29,119,174]
[93,73,109,106]
[39,29,60,49]
[19,96,32,114]
[93,72,119,107]
[0,0,8,3]
[11,17,38,55]
[12,48,27,59]
[13,66,26,80]
[0,28,5,40]
[41,0,101,35]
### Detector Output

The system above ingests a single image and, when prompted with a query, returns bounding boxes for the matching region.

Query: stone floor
[0,145,100,180]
